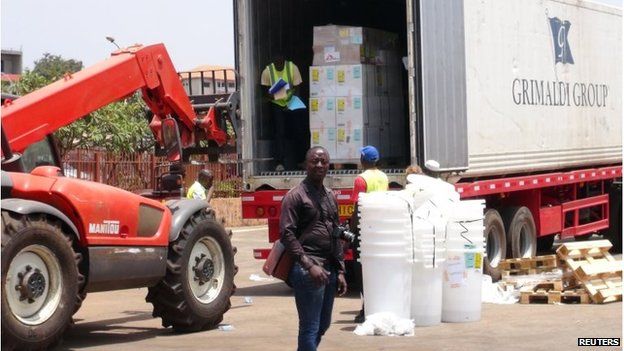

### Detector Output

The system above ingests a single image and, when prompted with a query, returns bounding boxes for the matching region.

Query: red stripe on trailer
[455,165,622,198]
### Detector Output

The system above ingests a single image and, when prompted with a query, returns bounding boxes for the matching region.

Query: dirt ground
[61,226,622,351]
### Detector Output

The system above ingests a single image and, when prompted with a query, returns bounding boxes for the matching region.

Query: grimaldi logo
[549,16,574,65]
[511,15,609,108]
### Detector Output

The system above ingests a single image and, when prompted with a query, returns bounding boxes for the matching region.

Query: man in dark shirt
[280,146,347,351]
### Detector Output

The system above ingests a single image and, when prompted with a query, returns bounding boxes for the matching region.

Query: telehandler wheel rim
[188,236,225,304]
[5,244,62,325]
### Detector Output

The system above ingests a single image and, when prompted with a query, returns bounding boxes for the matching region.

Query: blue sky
[1,0,621,72]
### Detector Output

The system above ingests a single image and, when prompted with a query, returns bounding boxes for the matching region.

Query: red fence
[63,149,241,197]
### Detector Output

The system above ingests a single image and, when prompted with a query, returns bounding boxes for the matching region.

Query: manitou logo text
[89,220,120,235]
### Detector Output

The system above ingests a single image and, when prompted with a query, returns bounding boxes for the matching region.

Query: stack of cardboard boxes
[309,25,406,163]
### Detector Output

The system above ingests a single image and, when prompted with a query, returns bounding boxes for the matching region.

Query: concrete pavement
[60,226,622,351]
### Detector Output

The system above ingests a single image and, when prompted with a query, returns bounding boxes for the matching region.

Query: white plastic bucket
[411,265,444,326]
[447,200,485,221]
[360,253,412,319]
[358,242,411,255]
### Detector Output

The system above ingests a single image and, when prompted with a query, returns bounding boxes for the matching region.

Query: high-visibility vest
[267,61,295,107]
[186,181,206,200]
[360,169,389,192]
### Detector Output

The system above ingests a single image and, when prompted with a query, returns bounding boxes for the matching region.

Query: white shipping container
[238,0,621,184]
[462,0,622,176]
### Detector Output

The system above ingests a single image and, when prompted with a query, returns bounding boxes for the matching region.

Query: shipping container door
[408,0,468,172]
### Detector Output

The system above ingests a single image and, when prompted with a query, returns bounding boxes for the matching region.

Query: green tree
[1,70,48,95]
[32,53,83,81]
[1,54,154,159]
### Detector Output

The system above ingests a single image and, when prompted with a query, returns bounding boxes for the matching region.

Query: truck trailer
[233,0,622,279]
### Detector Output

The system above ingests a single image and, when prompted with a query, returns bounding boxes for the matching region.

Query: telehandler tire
[1,211,82,351]
[147,210,237,332]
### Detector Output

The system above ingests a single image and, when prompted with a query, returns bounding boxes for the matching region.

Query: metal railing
[63,149,242,197]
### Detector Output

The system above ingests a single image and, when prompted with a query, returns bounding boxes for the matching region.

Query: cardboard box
[312,44,369,66]
[335,95,380,127]
[335,122,363,161]
[309,66,336,97]
[335,64,379,96]
[313,25,399,49]
[309,97,336,129]
[310,127,336,156]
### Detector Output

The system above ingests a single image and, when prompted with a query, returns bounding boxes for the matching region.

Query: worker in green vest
[261,53,306,171]
[187,169,214,201]
[350,145,389,323]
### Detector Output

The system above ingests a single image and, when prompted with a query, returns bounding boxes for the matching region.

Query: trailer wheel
[503,207,537,258]
[1,211,81,351]
[147,210,237,332]
[483,209,506,281]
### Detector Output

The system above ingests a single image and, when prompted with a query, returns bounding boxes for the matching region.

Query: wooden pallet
[502,266,559,278]
[556,240,622,304]
[549,289,591,304]
[500,255,558,271]
[520,288,589,304]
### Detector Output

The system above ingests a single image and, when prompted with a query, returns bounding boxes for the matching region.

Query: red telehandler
[1,44,237,350]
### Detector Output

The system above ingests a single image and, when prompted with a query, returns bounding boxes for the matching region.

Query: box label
[312,130,319,144]
[337,69,345,83]
[353,66,362,79]
[354,97,362,109]
[327,99,335,111]
[324,51,340,63]
[326,68,334,80]
[310,98,319,112]
[311,68,319,82]
[328,128,336,141]
[354,128,362,141]
[337,98,346,112]
[337,128,345,142]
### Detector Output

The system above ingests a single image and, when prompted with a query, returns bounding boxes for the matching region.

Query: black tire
[483,209,507,282]
[502,207,537,258]
[147,210,237,332]
[1,211,82,351]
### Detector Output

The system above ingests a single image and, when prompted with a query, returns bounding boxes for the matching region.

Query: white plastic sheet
[353,312,415,336]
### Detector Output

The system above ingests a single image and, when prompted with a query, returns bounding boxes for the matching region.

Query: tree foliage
[32,53,83,81]
[1,53,154,158]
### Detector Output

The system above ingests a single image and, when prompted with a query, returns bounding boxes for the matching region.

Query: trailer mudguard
[1,198,80,241]
[166,198,209,242]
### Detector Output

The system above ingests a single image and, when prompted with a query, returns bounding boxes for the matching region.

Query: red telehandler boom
[1,44,237,351]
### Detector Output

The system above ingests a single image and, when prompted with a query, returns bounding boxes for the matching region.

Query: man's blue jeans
[288,262,337,351]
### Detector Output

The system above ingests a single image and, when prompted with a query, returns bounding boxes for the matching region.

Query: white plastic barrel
[441,247,484,322]
[441,200,485,323]
[411,264,444,326]
[358,242,411,255]
[360,253,412,319]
